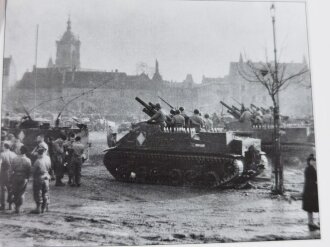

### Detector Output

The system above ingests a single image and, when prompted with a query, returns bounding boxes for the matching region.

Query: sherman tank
[1,112,89,157]
[103,97,268,188]
[220,100,315,164]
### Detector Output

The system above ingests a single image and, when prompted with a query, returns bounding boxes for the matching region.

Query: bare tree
[237,57,309,194]
[237,59,309,109]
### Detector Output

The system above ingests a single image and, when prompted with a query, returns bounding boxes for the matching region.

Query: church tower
[55,17,81,70]
[152,59,163,81]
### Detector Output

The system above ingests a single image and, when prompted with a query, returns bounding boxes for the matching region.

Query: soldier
[239,108,252,123]
[167,109,176,131]
[31,135,53,180]
[31,147,51,214]
[179,107,189,128]
[263,109,273,128]
[64,133,75,185]
[0,142,17,210]
[52,134,66,186]
[70,136,86,187]
[6,134,16,151]
[10,146,31,213]
[252,107,263,128]
[107,126,116,147]
[189,109,204,132]
[172,110,185,128]
[204,113,213,131]
[147,103,166,131]
[31,135,49,156]
[12,135,24,155]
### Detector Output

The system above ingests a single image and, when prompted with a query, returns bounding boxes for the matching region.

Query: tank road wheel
[203,171,220,188]
[135,166,147,183]
[169,169,183,186]
[184,170,198,186]
[117,166,130,182]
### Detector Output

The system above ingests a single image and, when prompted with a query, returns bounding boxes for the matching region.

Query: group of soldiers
[239,105,274,127]
[147,104,214,132]
[0,132,86,214]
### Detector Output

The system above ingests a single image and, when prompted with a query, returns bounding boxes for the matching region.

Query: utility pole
[34,24,39,119]
[270,4,283,194]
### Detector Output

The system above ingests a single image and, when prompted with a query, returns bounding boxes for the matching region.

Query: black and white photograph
[0,0,327,246]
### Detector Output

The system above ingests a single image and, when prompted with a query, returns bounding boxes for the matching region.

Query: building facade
[6,19,313,122]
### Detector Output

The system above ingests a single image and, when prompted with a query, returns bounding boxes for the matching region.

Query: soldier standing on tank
[239,108,252,123]
[31,147,51,214]
[0,142,17,210]
[52,134,67,186]
[189,109,204,132]
[263,109,273,128]
[70,136,86,187]
[253,107,264,128]
[204,113,213,131]
[172,109,185,128]
[147,103,166,131]
[167,109,176,131]
[10,146,31,213]
[179,107,189,129]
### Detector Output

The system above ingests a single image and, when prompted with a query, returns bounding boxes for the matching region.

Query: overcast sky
[4,0,309,83]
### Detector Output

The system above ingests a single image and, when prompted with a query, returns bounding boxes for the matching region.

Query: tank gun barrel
[220,101,241,119]
[135,97,157,117]
[260,107,267,112]
[250,104,258,110]
[232,105,240,112]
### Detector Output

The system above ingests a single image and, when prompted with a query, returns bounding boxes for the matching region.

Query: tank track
[103,150,242,188]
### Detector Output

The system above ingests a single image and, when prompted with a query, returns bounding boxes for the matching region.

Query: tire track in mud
[0,211,141,246]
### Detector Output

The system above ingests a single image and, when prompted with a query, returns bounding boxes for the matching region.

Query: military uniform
[10,154,31,212]
[32,141,49,156]
[239,110,252,123]
[263,112,273,127]
[32,155,51,213]
[12,140,24,155]
[71,140,85,186]
[172,114,185,127]
[52,138,65,185]
[189,114,204,132]
[0,148,17,209]
[204,118,213,131]
[148,109,167,130]
[64,139,75,184]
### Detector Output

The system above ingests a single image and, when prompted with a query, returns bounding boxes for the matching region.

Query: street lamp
[270,3,283,194]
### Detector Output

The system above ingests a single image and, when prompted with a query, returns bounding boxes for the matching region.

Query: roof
[16,68,173,90]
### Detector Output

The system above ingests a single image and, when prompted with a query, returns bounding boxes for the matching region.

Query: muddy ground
[0,132,320,246]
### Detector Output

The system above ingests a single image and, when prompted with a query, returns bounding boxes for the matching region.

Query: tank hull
[227,122,315,162]
[104,148,265,188]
